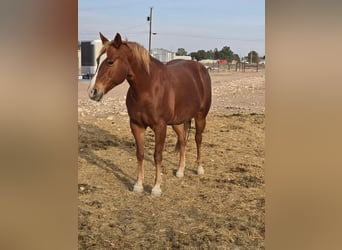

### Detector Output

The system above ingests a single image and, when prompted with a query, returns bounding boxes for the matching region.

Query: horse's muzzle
[88,87,104,102]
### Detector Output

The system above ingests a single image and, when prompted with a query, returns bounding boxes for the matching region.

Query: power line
[125,31,149,35]
[153,32,264,42]
[79,27,263,43]
[124,23,148,31]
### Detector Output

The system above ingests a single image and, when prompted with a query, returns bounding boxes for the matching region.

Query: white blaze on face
[88,52,107,92]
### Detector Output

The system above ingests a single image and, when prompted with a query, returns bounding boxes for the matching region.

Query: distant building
[174,55,192,60]
[151,48,175,63]
[80,40,102,76]
[78,48,81,76]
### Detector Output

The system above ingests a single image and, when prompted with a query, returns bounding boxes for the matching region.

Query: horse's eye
[107,60,114,65]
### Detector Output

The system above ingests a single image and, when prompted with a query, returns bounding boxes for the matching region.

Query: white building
[174,55,192,60]
[151,48,175,63]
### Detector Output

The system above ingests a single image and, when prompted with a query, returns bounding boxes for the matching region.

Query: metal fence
[201,62,265,72]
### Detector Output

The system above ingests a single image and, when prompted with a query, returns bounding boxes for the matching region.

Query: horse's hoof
[133,184,144,193]
[197,167,205,175]
[176,170,184,178]
[151,187,162,196]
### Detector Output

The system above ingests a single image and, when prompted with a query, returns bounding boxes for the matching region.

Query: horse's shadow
[78,122,154,193]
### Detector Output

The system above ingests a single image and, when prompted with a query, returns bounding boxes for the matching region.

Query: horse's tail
[175,120,192,152]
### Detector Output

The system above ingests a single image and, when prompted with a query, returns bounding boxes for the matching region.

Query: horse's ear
[99,32,109,44]
[113,33,122,48]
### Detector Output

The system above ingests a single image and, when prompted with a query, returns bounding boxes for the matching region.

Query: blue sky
[78,0,265,57]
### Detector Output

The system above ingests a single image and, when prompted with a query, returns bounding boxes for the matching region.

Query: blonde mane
[99,40,151,74]
[126,41,151,74]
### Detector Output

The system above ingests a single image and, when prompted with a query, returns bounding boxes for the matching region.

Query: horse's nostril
[92,88,97,96]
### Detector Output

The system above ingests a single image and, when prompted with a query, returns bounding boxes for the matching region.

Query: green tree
[206,50,214,59]
[189,46,239,61]
[247,51,259,63]
[176,48,187,56]
[219,46,234,61]
[233,54,240,62]
[189,52,198,60]
[213,48,220,59]
[192,50,207,61]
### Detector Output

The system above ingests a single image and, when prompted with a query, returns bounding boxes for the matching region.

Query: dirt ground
[78,70,265,249]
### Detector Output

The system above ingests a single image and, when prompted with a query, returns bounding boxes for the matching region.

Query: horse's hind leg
[151,123,167,196]
[172,123,186,177]
[194,113,207,175]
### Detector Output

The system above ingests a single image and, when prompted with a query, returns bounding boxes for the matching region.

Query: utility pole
[147,7,153,54]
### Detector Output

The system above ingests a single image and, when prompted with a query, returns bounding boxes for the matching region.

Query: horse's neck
[127,57,165,90]
[126,67,150,89]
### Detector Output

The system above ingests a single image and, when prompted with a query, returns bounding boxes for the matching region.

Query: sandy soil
[78,70,265,249]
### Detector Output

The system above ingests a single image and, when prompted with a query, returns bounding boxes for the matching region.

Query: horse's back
[166,59,210,87]
[166,59,205,72]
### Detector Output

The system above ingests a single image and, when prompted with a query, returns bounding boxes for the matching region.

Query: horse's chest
[126,97,171,126]
[126,100,153,124]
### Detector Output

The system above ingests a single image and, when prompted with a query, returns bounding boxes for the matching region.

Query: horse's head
[88,33,130,101]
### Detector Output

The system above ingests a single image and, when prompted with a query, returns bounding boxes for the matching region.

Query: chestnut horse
[88,33,211,195]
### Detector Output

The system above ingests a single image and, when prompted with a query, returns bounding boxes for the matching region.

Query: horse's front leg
[151,124,167,196]
[130,121,146,193]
